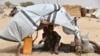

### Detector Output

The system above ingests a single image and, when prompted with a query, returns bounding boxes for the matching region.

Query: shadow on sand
[0,45,17,53]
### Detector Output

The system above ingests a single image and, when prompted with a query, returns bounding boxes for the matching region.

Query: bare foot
[54,51,59,55]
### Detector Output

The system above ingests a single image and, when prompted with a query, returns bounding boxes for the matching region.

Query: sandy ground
[0,9,100,56]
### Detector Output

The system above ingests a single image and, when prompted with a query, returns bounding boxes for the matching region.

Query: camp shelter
[91,9,100,19]
[85,7,96,14]
[0,4,81,45]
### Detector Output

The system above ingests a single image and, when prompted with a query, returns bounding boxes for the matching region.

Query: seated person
[39,24,61,54]
[48,24,61,54]
[39,27,50,50]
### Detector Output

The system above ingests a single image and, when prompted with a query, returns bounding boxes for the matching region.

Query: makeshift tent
[91,9,100,19]
[0,4,81,44]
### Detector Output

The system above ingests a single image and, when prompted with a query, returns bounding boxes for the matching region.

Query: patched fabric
[0,4,80,43]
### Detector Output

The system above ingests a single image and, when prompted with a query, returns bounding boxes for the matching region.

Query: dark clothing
[49,31,61,49]
[42,31,61,51]
[41,32,50,50]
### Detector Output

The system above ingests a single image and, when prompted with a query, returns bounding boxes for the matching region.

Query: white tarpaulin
[0,4,80,43]
[92,9,100,19]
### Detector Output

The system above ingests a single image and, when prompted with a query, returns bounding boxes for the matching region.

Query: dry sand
[0,9,100,56]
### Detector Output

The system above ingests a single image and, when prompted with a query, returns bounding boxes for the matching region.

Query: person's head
[48,24,54,32]
[43,27,48,33]
[13,7,17,10]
